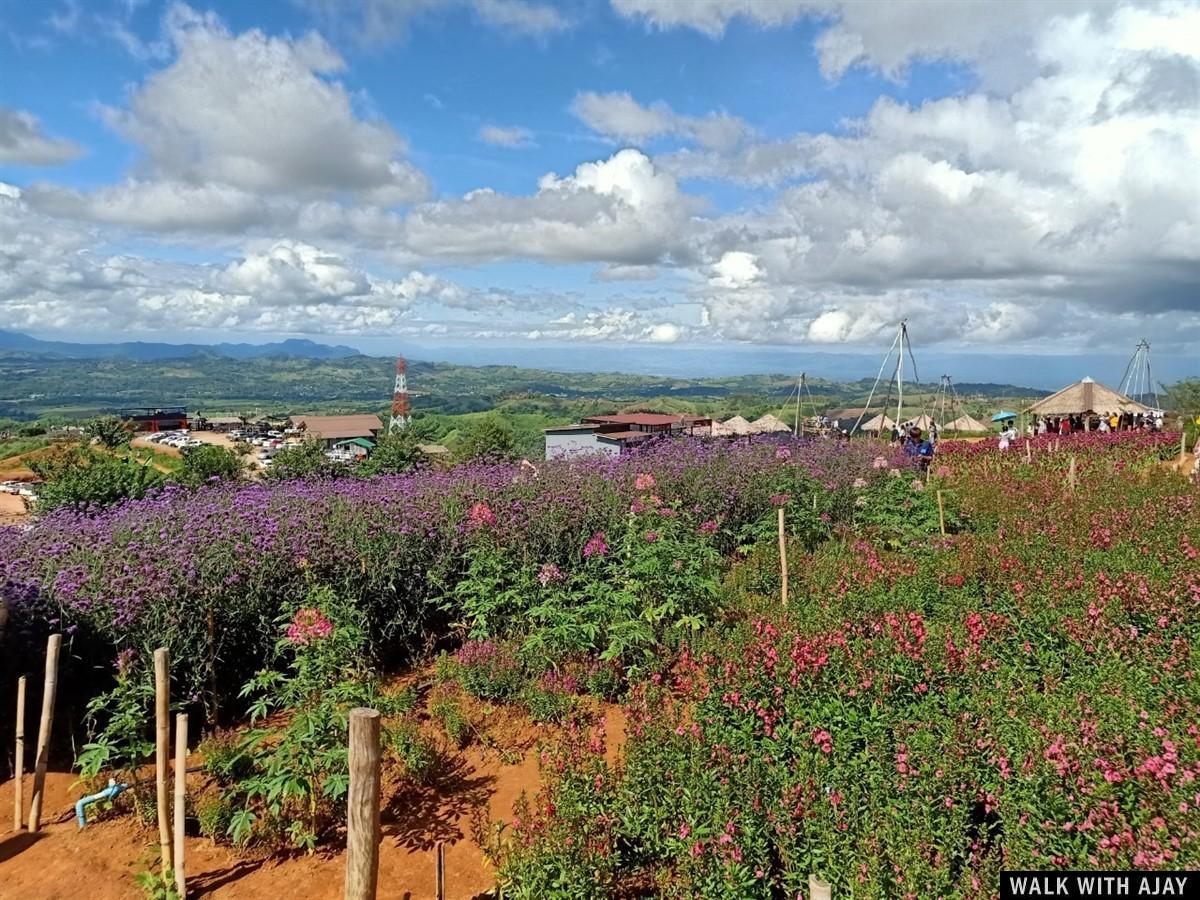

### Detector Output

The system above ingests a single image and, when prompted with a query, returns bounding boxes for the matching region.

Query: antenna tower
[389,357,411,434]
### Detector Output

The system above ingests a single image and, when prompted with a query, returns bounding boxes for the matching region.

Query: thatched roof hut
[946,414,990,433]
[748,414,791,434]
[1026,377,1151,417]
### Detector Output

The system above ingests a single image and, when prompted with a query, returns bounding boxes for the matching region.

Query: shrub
[430,693,471,749]
[455,639,524,701]
[522,670,578,724]
[386,718,440,783]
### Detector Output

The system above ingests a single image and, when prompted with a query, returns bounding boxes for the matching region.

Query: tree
[264,440,344,481]
[1166,379,1200,419]
[29,445,163,514]
[354,420,439,477]
[86,415,130,449]
[175,444,244,487]
[454,416,518,463]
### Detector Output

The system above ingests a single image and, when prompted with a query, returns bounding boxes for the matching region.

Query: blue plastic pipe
[75,778,129,828]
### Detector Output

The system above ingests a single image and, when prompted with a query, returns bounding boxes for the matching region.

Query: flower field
[1,430,1196,897]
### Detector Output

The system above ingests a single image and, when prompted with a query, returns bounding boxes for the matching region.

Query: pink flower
[770,493,791,508]
[537,562,562,586]
[873,456,889,469]
[698,520,718,534]
[645,531,659,543]
[583,532,608,558]
[286,607,333,645]
[775,447,791,460]
[812,729,833,754]
[634,472,656,491]
[853,477,867,489]
[466,501,496,528]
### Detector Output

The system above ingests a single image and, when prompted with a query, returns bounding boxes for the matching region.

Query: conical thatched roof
[860,413,895,433]
[1026,377,1151,417]
[712,415,753,436]
[749,414,791,434]
[946,414,990,433]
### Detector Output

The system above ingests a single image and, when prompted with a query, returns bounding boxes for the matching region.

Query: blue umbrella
[991,411,1017,422]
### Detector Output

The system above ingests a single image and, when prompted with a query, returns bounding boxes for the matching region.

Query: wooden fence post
[1068,455,1077,493]
[436,840,446,900]
[154,647,173,880]
[345,708,381,900]
[1181,429,1188,462]
[27,633,61,833]
[936,490,946,537]
[174,712,188,899]
[1025,440,1032,463]
[777,506,789,608]
[13,674,26,832]
[810,873,832,900]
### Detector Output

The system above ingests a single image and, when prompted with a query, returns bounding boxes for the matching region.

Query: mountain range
[0,329,360,362]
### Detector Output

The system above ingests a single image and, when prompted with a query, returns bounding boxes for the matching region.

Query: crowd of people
[1031,411,1164,436]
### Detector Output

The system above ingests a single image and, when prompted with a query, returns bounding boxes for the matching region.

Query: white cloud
[0,107,82,165]
[532,308,687,343]
[572,91,750,150]
[478,124,536,148]
[301,0,568,43]
[401,148,702,263]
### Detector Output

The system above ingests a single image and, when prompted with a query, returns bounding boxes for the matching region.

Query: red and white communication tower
[388,357,411,434]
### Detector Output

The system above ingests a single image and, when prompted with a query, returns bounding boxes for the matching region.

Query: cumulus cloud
[478,124,536,148]
[531,308,686,343]
[401,148,703,263]
[572,91,750,151]
[28,4,428,233]
[0,107,82,165]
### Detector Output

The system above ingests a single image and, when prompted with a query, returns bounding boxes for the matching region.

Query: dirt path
[0,706,626,899]
[0,492,29,527]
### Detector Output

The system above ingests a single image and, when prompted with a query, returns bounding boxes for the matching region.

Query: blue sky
[0,0,1198,384]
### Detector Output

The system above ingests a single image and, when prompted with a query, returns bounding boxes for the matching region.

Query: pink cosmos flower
[287,607,333,645]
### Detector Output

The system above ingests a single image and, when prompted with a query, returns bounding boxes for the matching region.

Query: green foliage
[853,473,960,547]
[454,415,518,463]
[216,588,400,851]
[196,793,235,841]
[353,429,426,477]
[75,661,157,784]
[86,414,130,449]
[385,718,440,783]
[430,693,471,749]
[174,444,244,486]
[455,639,526,700]
[30,444,163,514]
[134,869,182,900]
[263,440,343,481]
[1166,378,1200,418]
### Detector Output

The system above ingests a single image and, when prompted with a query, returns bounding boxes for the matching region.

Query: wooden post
[27,633,61,833]
[345,708,381,900]
[809,874,832,900]
[1068,456,1077,493]
[1025,440,1032,463]
[13,674,26,832]
[777,506,789,608]
[436,841,446,900]
[154,647,173,880]
[174,712,187,899]
[1181,429,1188,462]
[936,490,946,537]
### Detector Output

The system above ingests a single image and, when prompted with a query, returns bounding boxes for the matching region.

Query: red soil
[0,702,627,899]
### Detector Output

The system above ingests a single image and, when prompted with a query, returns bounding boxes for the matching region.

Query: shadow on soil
[382,755,494,851]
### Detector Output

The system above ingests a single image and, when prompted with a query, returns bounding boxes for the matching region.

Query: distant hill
[0,329,360,361]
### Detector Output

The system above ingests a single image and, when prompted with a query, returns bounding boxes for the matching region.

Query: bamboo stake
[936,490,946,537]
[154,647,173,880]
[1181,429,1188,462]
[28,633,61,833]
[810,874,832,900]
[777,506,789,608]
[1068,456,1078,493]
[345,708,381,900]
[13,674,26,832]
[436,841,446,900]
[1025,440,1032,463]
[174,712,187,899]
